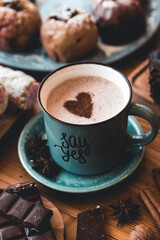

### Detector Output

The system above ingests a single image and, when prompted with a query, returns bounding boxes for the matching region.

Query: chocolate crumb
[64,92,93,119]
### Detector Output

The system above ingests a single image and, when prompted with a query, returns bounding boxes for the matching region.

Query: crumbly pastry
[40,6,98,62]
[0,65,39,110]
[92,0,146,45]
[0,0,41,51]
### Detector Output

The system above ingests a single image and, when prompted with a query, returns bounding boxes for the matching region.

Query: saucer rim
[18,112,145,193]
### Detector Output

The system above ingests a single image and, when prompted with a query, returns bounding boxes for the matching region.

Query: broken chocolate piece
[8,198,34,221]
[28,230,55,240]
[0,190,53,231]
[0,213,9,227]
[24,205,53,231]
[0,192,18,212]
[0,183,56,239]
[7,182,41,203]
[76,207,106,240]
[0,224,25,239]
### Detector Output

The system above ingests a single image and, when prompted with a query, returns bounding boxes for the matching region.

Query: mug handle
[126,102,159,147]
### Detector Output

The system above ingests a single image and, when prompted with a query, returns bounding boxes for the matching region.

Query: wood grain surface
[0,28,160,240]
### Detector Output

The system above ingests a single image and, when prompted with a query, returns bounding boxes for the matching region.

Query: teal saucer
[18,112,144,193]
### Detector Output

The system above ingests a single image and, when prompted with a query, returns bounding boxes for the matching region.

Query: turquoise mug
[38,63,159,175]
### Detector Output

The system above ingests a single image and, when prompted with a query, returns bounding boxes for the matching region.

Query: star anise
[28,135,60,179]
[27,135,48,159]
[109,198,141,225]
[32,157,60,179]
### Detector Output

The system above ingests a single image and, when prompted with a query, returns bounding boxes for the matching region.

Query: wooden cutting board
[128,59,160,118]
[42,196,64,240]
[0,107,22,140]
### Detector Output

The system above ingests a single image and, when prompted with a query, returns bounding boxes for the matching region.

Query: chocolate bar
[76,207,106,240]
[0,192,18,212]
[8,198,34,220]
[0,182,56,240]
[0,224,25,239]
[28,230,54,240]
[0,190,53,231]
[24,205,53,230]
[7,182,41,204]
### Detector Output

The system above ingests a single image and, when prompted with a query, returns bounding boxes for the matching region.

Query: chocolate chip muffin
[40,6,98,62]
[0,0,41,51]
[92,0,146,45]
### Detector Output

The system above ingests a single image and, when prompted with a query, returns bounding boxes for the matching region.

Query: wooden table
[0,30,160,240]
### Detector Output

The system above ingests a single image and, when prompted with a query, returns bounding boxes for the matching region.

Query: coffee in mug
[46,76,125,124]
[38,63,159,175]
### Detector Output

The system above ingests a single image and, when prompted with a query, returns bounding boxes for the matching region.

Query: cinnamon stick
[139,188,160,229]
[152,168,160,191]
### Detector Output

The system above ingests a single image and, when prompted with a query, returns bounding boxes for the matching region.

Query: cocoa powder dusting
[64,92,93,119]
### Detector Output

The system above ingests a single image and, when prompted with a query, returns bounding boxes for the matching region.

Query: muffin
[40,6,98,62]
[0,0,41,51]
[92,0,146,45]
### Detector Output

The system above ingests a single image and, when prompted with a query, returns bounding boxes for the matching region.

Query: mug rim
[38,62,132,127]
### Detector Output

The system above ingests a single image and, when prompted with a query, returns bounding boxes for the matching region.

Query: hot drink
[46,76,125,124]
[39,63,158,175]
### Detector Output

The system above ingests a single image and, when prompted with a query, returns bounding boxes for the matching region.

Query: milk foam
[46,76,125,124]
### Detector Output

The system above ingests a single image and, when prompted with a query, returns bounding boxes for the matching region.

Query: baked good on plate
[0,0,41,51]
[41,6,98,62]
[0,65,39,110]
[92,0,146,45]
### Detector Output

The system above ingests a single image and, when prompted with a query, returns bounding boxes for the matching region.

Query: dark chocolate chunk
[149,48,160,104]
[7,183,41,203]
[49,6,78,22]
[24,205,53,231]
[76,207,106,240]
[0,183,55,238]
[7,182,36,194]
[8,198,34,220]
[0,191,53,231]
[0,213,9,227]
[0,192,18,212]
[0,224,25,239]
[28,230,55,240]
[64,92,93,118]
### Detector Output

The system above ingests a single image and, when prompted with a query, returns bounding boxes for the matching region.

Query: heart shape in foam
[64,92,93,119]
